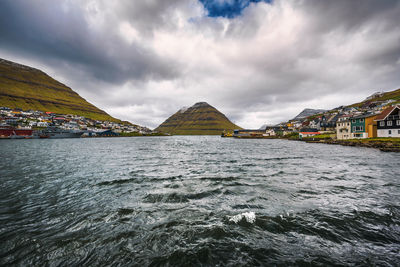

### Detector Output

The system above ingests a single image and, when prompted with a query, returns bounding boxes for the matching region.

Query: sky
[0,0,400,129]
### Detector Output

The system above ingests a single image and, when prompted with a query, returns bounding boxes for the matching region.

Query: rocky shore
[301,138,400,152]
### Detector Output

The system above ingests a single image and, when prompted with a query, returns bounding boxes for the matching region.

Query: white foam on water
[229,211,256,224]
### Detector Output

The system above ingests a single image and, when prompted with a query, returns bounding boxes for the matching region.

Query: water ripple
[0,136,399,265]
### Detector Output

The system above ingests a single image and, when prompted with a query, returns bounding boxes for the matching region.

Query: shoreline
[288,137,400,152]
[223,134,400,152]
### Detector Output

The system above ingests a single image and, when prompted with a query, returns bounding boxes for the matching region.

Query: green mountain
[0,58,120,122]
[350,88,400,108]
[155,102,241,135]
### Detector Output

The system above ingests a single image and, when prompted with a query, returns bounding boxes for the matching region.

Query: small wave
[232,204,263,210]
[143,189,222,203]
[297,189,319,195]
[229,212,256,224]
[97,178,137,186]
[143,193,189,203]
[264,156,303,161]
[198,176,238,182]
[117,208,135,216]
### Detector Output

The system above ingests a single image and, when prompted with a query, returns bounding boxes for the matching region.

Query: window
[398,130,400,134]
[387,121,392,126]
[397,120,400,126]
[352,119,356,123]
[380,121,385,126]
[360,119,364,122]
[388,130,392,135]
[353,126,363,132]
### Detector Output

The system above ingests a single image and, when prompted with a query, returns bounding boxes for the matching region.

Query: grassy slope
[155,104,242,135]
[350,88,400,108]
[0,59,120,122]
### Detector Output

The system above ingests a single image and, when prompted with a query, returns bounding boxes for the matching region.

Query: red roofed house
[375,105,400,137]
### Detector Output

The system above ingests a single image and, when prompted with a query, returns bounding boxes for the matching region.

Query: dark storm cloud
[301,0,400,33]
[0,0,180,84]
[114,0,194,33]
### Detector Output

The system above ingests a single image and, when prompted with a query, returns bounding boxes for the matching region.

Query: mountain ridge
[293,108,327,120]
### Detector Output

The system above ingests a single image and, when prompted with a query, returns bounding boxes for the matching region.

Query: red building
[0,127,33,138]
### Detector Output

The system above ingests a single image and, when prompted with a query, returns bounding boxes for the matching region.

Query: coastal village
[0,107,153,138]
[2,90,400,143]
[1,57,399,145]
[232,91,400,143]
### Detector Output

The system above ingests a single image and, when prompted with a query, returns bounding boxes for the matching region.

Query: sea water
[1,136,399,265]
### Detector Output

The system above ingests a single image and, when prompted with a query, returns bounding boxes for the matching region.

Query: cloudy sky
[1,0,400,128]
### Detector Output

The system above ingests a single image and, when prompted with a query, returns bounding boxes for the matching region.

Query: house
[299,132,320,138]
[350,113,377,138]
[265,128,276,136]
[375,105,400,138]
[97,130,120,137]
[37,121,49,127]
[309,119,321,130]
[233,129,268,138]
[320,113,340,130]
[336,116,352,140]
[299,127,319,133]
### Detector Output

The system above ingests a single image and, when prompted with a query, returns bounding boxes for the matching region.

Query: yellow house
[365,114,377,138]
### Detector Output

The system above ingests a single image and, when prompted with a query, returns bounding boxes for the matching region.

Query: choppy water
[1,136,400,266]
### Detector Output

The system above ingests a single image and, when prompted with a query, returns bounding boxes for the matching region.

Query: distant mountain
[259,124,276,130]
[155,102,241,135]
[0,58,120,122]
[293,108,327,120]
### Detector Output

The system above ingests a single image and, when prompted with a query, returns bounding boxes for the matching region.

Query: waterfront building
[375,105,400,137]
[336,116,352,140]
[299,132,320,138]
[350,113,377,138]
[233,129,268,138]
[97,130,120,137]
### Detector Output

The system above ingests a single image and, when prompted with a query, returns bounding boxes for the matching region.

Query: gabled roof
[352,113,377,119]
[375,105,400,121]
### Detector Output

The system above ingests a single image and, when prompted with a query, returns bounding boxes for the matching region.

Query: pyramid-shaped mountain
[155,102,241,135]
